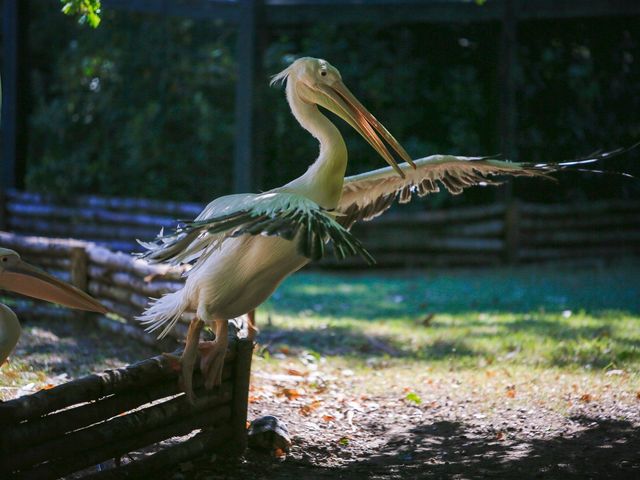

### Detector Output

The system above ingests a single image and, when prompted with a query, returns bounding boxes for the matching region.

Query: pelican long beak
[315,81,415,178]
[0,260,108,314]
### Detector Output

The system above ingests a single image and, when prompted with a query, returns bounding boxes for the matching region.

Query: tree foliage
[25,4,640,204]
[60,0,101,28]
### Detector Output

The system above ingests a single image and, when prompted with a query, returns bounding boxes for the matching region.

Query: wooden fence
[1,189,639,267]
[0,328,253,479]
[0,231,253,478]
[0,231,194,347]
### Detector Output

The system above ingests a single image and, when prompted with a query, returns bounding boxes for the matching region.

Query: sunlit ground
[248,261,640,421]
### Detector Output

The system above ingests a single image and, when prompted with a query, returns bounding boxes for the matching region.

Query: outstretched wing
[337,151,625,228]
[138,191,375,266]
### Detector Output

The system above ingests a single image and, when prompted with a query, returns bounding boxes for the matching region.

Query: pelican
[138,57,617,400]
[0,248,108,365]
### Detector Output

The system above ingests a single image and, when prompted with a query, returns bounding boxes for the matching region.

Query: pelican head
[0,248,108,313]
[271,57,415,178]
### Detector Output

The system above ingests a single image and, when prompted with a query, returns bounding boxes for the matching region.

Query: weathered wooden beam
[5,189,202,218]
[233,0,262,193]
[84,426,233,479]
[264,0,640,25]
[14,405,232,480]
[2,380,179,450]
[504,200,520,264]
[0,346,237,425]
[498,0,518,203]
[230,338,254,454]
[102,0,240,21]
[98,0,640,25]
[5,382,232,472]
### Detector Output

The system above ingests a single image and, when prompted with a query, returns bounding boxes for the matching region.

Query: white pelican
[0,248,108,365]
[138,57,617,400]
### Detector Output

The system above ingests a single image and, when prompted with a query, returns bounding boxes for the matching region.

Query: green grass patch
[258,261,640,372]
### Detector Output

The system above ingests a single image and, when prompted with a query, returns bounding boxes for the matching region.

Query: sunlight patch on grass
[259,262,640,372]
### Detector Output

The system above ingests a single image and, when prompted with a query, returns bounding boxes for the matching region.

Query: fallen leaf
[299,400,322,416]
[505,385,516,398]
[274,448,286,459]
[495,431,505,441]
[580,393,593,403]
[280,388,303,400]
[279,346,290,355]
[636,391,640,400]
[322,415,336,422]
[39,384,55,391]
[287,368,307,377]
[338,436,350,446]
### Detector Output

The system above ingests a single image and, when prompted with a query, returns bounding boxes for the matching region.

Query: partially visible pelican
[0,248,108,365]
[138,57,617,401]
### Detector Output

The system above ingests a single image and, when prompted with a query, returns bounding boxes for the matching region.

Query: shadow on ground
[200,415,640,480]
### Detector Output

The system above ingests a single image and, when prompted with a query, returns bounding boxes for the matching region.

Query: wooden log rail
[0,325,253,480]
[2,190,640,269]
[0,231,192,346]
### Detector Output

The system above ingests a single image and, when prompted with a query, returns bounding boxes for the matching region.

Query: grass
[258,261,640,374]
[2,260,639,403]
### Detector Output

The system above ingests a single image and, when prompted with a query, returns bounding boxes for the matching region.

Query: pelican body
[138,57,605,400]
[0,248,108,365]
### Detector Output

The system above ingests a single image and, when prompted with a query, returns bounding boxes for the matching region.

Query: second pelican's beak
[315,81,415,178]
[0,260,108,314]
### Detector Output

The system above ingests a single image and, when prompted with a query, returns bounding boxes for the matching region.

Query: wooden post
[1,0,27,191]
[70,247,89,292]
[0,188,6,231]
[229,322,253,454]
[504,200,520,264]
[233,0,264,193]
[498,0,518,202]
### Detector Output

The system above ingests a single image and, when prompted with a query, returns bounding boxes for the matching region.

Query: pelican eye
[1,257,7,262]
[320,70,327,77]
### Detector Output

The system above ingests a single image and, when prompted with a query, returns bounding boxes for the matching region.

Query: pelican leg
[163,317,204,404]
[199,319,229,390]
[246,309,257,342]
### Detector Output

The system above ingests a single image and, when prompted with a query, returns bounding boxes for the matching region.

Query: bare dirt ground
[169,353,640,480]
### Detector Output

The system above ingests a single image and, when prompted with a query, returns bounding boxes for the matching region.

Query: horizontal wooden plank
[523,230,640,246]
[6,382,232,472]
[266,0,640,25]
[6,189,202,217]
[88,280,151,311]
[15,406,232,480]
[7,217,160,241]
[359,203,505,228]
[0,345,237,424]
[99,0,640,25]
[520,212,640,231]
[0,230,85,255]
[519,199,640,217]
[519,246,640,261]
[363,236,504,253]
[88,265,184,297]
[87,245,186,280]
[85,427,231,480]
[6,201,178,228]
